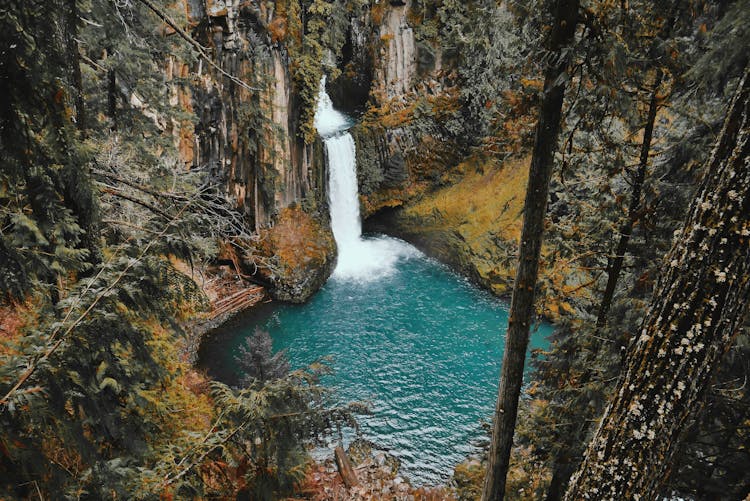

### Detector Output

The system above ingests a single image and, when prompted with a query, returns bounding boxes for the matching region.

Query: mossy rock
[416,41,436,75]
[256,206,336,303]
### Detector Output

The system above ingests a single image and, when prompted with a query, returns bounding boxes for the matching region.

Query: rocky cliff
[167,0,335,302]
[166,0,527,302]
[324,1,530,297]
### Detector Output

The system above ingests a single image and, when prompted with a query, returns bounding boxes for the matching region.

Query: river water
[198,80,552,484]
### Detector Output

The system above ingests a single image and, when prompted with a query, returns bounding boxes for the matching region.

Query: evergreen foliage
[0,0,360,498]
[1,0,98,300]
[2,0,750,497]
[509,1,750,498]
[278,0,359,142]
[236,328,291,385]
[408,0,529,145]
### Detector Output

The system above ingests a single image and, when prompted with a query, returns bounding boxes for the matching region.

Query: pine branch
[101,218,162,235]
[94,169,191,202]
[0,194,200,407]
[100,186,172,220]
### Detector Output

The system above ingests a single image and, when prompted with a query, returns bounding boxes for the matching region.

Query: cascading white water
[314,78,418,281]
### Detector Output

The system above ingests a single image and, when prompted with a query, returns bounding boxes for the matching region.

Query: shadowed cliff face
[167,1,334,301]
[187,2,328,230]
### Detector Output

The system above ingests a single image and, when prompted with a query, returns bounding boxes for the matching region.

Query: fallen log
[208,288,265,320]
[334,446,359,488]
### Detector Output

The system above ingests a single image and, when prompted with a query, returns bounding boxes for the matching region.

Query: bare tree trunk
[565,67,750,501]
[108,68,118,131]
[595,70,663,332]
[65,0,85,132]
[481,1,580,499]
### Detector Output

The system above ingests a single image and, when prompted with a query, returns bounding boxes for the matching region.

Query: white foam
[313,77,350,138]
[314,78,421,283]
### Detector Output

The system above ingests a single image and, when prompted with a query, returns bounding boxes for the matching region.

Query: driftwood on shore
[208,286,264,320]
[334,446,359,488]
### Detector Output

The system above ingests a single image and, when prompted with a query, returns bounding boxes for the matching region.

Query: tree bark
[64,0,85,132]
[544,79,661,497]
[108,68,118,131]
[481,1,580,499]
[595,70,663,332]
[545,460,575,501]
[565,67,750,500]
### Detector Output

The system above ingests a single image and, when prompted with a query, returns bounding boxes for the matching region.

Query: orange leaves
[520,77,544,92]
[159,489,174,501]
[268,16,288,43]
[370,1,388,26]
[259,206,335,276]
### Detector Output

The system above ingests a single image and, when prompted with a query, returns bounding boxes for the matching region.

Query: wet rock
[348,438,377,465]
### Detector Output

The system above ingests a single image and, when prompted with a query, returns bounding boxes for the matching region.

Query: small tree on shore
[236,328,291,386]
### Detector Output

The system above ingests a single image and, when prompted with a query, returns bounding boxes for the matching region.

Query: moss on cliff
[257,205,336,303]
[365,153,580,318]
[367,155,526,293]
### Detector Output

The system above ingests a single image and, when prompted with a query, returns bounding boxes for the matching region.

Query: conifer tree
[236,328,291,385]
[516,3,750,497]
[565,66,750,501]
[482,0,580,498]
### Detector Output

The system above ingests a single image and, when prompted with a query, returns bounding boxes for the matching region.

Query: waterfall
[314,78,418,281]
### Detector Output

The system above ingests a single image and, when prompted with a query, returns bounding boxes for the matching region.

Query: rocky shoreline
[297,440,455,500]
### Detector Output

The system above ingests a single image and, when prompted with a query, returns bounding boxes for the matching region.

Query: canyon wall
[326,1,535,299]
[173,0,335,302]
[164,0,523,302]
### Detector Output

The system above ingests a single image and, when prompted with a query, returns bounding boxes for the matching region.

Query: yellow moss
[263,207,327,270]
[361,96,417,129]
[426,89,461,120]
[392,154,591,315]
[453,459,485,500]
[406,154,529,249]
[519,77,544,91]
[504,445,552,500]
[361,180,431,219]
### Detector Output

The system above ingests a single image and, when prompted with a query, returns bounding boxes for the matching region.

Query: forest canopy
[1,0,749,499]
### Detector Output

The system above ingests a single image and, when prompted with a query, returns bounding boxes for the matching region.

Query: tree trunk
[108,69,118,131]
[334,446,359,488]
[481,1,580,499]
[545,460,575,501]
[595,70,663,332]
[65,0,85,132]
[565,67,750,501]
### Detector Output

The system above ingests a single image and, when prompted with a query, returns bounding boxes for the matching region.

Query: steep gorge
[171,0,533,305]
[325,0,542,302]
[160,1,337,302]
